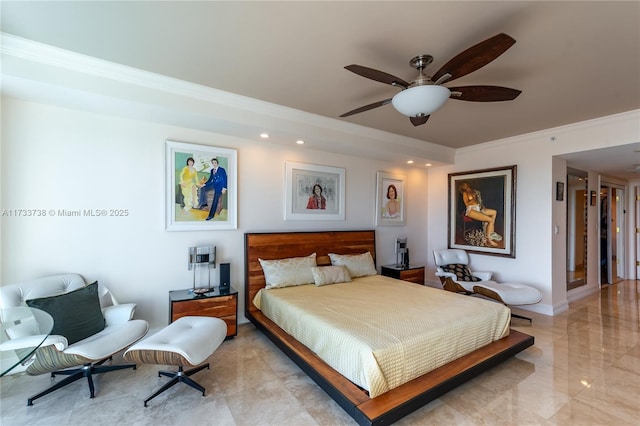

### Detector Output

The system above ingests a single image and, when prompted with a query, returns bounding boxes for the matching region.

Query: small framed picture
[556,181,565,201]
[376,171,406,226]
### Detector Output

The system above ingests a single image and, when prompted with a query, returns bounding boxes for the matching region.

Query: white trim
[0,33,455,168]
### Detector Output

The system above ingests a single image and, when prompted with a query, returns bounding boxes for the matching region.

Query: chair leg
[144,375,181,407]
[27,360,137,406]
[510,312,533,323]
[91,363,137,374]
[27,369,84,406]
[143,364,210,407]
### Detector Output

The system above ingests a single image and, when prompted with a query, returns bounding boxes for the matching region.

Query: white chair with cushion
[433,248,495,293]
[433,249,542,322]
[0,273,149,405]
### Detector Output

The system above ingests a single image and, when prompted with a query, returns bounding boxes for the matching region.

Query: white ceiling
[2,1,639,179]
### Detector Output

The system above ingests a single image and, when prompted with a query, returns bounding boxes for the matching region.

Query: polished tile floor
[1,280,638,425]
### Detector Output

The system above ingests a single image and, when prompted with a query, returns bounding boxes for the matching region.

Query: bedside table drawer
[171,295,236,319]
[168,288,238,338]
[399,268,425,284]
[381,265,425,285]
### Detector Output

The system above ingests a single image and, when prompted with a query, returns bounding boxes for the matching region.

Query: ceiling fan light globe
[391,85,451,117]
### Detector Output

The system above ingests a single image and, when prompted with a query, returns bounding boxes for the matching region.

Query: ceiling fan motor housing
[410,55,434,70]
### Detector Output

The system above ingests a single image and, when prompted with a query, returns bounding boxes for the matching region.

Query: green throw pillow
[26,281,105,345]
[441,264,481,282]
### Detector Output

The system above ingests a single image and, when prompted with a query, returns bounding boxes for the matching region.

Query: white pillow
[311,265,352,286]
[328,252,377,278]
[259,253,316,289]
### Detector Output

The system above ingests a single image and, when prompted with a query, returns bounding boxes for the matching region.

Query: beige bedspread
[255,274,511,398]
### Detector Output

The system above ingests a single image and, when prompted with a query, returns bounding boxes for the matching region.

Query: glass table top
[1,307,54,376]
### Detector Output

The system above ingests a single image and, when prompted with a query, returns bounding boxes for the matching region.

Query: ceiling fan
[340,33,522,126]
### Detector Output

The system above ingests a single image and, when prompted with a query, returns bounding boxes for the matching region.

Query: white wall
[0,97,429,328]
[2,96,638,328]
[426,112,640,315]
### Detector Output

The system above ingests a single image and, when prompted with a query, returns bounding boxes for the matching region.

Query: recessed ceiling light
[407,160,414,164]
[260,133,269,139]
[425,163,432,167]
[296,140,305,145]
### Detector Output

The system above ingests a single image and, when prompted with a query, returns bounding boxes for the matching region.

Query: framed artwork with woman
[284,161,345,220]
[448,165,516,257]
[376,171,406,226]
[165,140,237,231]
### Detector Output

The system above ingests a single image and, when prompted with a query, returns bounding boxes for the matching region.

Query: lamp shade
[391,85,451,117]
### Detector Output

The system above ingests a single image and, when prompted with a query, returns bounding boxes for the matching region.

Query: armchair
[433,249,542,322]
[433,248,496,293]
[0,273,149,405]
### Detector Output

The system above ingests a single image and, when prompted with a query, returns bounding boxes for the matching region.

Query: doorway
[600,184,625,285]
[567,169,588,290]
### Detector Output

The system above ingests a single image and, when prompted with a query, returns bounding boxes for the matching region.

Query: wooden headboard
[244,230,376,319]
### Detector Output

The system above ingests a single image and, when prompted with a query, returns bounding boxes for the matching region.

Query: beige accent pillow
[311,265,352,286]
[259,253,316,289]
[328,252,377,278]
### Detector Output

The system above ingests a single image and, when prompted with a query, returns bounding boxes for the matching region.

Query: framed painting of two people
[166,140,237,231]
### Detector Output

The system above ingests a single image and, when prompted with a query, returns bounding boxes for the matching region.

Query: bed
[244,230,534,425]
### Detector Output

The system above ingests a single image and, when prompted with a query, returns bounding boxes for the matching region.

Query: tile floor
[0,280,638,425]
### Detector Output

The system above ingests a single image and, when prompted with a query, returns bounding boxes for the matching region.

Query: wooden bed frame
[244,230,534,426]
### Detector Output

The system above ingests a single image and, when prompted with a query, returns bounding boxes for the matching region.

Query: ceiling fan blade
[432,33,516,84]
[345,65,409,88]
[339,98,393,118]
[449,86,522,101]
[410,115,430,126]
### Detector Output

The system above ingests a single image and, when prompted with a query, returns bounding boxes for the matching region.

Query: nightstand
[169,287,238,338]
[381,264,425,285]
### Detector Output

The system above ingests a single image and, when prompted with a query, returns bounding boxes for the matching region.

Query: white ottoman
[473,282,542,322]
[124,316,226,406]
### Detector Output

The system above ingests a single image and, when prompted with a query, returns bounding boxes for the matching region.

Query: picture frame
[375,171,406,226]
[556,181,565,201]
[285,161,345,220]
[165,140,237,231]
[448,165,516,257]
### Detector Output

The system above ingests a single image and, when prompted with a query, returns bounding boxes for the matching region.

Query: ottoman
[473,282,542,322]
[124,316,226,406]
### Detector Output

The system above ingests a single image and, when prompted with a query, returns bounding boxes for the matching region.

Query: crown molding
[0,33,455,167]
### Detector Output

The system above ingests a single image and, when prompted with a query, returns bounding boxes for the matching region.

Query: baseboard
[567,284,600,303]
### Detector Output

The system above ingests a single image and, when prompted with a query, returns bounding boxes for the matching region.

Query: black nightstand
[381,264,425,285]
[169,287,238,338]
